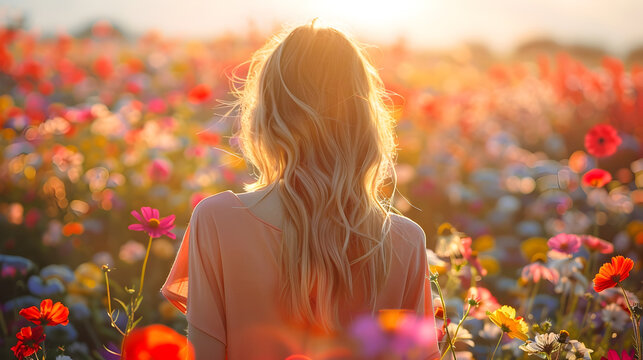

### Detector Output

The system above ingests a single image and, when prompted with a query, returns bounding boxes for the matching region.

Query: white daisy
[478,322,502,341]
[445,322,475,348]
[519,332,561,357]
[564,340,593,360]
[601,303,630,332]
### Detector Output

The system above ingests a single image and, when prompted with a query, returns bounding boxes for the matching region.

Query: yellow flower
[520,237,549,262]
[473,234,495,252]
[437,222,453,236]
[487,305,529,341]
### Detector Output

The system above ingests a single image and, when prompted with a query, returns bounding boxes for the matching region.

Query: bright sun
[307,0,424,33]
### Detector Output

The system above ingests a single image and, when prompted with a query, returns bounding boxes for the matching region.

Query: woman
[161,21,440,360]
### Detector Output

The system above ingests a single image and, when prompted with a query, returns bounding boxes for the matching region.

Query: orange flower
[122,324,194,360]
[593,256,634,292]
[582,168,612,188]
[62,222,84,237]
[487,305,529,341]
[434,305,444,319]
[19,299,69,326]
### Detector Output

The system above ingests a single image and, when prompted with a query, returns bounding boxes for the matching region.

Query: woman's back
[161,190,439,359]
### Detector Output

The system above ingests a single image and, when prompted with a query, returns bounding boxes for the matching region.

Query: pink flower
[466,287,500,320]
[547,233,581,255]
[146,98,167,114]
[601,349,635,360]
[128,207,176,239]
[521,262,559,284]
[459,237,488,276]
[146,158,172,182]
[580,235,614,254]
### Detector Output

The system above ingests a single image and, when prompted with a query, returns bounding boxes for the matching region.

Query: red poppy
[593,256,634,292]
[19,299,70,326]
[11,326,45,360]
[584,124,621,158]
[581,168,612,188]
[122,324,194,360]
[188,84,211,104]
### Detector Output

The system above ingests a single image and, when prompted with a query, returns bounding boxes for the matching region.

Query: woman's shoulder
[387,213,426,247]
[191,190,237,217]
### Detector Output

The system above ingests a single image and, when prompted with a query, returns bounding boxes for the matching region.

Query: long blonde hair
[230,21,399,333]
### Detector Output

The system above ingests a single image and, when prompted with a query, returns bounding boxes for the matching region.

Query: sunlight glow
[307,0,425,32]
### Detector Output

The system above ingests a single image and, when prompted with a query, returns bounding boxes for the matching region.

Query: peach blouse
[161,190,440,360]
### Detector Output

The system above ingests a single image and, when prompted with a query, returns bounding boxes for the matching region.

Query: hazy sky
[1,0,641,55]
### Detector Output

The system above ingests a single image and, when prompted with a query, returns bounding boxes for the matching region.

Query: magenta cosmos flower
[128,207,176,239]
[601,349,635,360]
[547,233,581,255]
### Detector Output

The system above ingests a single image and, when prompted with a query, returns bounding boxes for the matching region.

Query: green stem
[104,271,113,317]
[489,332,503,360]
[137,235,154,300]
[430,273,457,360]
[577,297,593,338]
[525,280,540,317]
[440,304,472,360]
[0,306,7,337]
[554,345,562,360]
[452,304,471,345]
[128,293,135,333]
[557,287,569,325]
[584,251,595,279]
[618,284,642,359]
[599,324,612,353]
[593,209,598,237]
[565,293,580,327]
[103,270,125,336]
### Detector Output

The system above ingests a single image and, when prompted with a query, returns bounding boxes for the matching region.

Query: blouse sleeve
[161,202,227,345]
[402,225,441,360]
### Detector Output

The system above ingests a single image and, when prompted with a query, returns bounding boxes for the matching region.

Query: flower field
[0,20,641,359]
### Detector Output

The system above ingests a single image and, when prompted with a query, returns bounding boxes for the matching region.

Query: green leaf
[132,316,143,329]
[134,295,143,312]
[114,298,130,315]
[110,309,120,322]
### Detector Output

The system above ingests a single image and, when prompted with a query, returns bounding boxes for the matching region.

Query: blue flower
[45,323,78,343]
[41,264,75,283]
[27,275,65,296]
[3,295,41,312]
[69,301,91,321]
